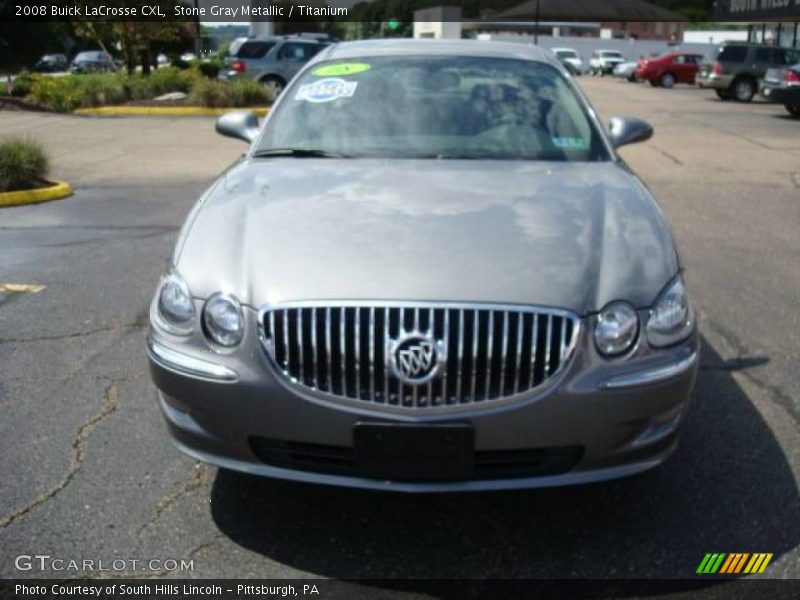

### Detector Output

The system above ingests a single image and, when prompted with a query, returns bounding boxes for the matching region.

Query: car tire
[732,78,756,102]
[716,89,733,101]
[628,73,637,82]
[660,72,676,89]
[260,75,286,99]
[649,79,660,87]
[786,102,800,118]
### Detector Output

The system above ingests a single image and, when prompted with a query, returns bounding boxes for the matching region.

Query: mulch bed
[0,96,51,112]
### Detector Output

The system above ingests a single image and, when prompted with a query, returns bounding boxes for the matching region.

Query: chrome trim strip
[297,307,304,383]
[529,315,539,387]
[325,307,332,390]
[355,306,361,400]
[369,307,375,401]
[339,306,346,395]
[383,306,390,403]
[311,308,318,389]
[147,338,237,382]
[470,310,479,401]
[544,314,553,377]
[513,312,523,394]
[484,309,494,400]
[600,351,698,390]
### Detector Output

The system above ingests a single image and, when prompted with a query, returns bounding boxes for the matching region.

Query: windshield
[257,55,609,162]
[555,50,578,59]
[600,52,623,58]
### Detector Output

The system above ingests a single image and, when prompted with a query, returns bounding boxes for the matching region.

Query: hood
[174,159,678,316]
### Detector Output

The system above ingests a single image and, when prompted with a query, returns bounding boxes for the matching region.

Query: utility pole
[534,0,540,45]
[193,0,202,56]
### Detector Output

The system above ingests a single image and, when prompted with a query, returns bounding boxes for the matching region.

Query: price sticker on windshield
[295,78,358,103]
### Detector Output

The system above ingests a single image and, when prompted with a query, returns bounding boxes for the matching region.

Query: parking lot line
[0,283,46,293]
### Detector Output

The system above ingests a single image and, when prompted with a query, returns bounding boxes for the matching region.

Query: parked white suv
[590,50,626,76]
[551,48,586,75]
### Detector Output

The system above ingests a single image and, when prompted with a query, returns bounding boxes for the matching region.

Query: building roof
[493,0,689,22]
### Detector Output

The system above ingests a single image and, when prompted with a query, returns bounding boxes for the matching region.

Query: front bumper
[148,312,699,492]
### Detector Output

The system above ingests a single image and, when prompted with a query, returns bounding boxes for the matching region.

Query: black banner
[2,579,800,600]
[713,0,800,21]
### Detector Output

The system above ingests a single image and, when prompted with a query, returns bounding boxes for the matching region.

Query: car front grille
[260,302,580,410]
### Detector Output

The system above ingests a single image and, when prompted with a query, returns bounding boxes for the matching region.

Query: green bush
[125,67,198,100]
[197,60,224,79]
[28,74,126,112]
[189,78,272,108]
[22,68,268,111]
[0,138,49,192]
[10,71,39,98]
[26,69,202,111]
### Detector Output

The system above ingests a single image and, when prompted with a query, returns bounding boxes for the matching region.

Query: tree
[73,1,185,75]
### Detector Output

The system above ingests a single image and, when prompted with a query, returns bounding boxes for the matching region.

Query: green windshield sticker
[552,137,590,150]
[312,62,371,77]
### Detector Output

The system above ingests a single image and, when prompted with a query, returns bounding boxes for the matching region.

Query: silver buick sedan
[147,39,698,492]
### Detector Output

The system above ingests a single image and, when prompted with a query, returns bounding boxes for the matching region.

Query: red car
[635,52,704,88]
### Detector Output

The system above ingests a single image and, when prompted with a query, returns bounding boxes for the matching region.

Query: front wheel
[786,102,800,118]
[716,89,733,101]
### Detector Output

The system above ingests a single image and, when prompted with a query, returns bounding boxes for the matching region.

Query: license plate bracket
[353,422,474,482]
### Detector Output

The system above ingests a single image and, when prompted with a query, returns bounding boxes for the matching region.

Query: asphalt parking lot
[0,78,798,581]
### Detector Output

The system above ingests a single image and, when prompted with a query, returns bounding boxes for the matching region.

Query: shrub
[0,138,49,192]
[28,74,126,112]
[197,60,224,79]
[10,71,39,98]
[189,78,272,108]
[26,69,201,111]
[125,67,198,100]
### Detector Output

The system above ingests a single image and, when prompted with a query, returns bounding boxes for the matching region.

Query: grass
[17,66,273,112]
[0,139,49,192]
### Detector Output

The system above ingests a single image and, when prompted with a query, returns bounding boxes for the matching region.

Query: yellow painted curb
[0,181,73,208]
[74,106,270,117]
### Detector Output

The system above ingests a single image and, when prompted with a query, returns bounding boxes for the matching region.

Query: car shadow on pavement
[209,335,799,580]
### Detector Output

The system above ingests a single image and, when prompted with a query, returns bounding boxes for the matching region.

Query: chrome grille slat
[262,302,579,411]
[513,312,524,394]
[470,310,479,401]
[383,307,390,404]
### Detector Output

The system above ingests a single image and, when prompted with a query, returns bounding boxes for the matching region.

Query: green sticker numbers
[312,62,371,77]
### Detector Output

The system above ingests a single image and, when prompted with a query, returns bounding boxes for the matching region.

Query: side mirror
[215,111,260,143]
[608,116,653,148]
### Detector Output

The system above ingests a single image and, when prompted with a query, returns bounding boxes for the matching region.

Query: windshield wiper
[252,148,348,159]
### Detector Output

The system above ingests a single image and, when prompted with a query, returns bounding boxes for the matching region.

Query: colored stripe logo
[697,553,773,574]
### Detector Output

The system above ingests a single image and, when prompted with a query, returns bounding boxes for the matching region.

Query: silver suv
[219,35,330,96]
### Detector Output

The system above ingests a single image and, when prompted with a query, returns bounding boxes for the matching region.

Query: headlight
[155,271,195,335]
[594,301,639,357]
[647,276,693,348]
[203,293,244,347]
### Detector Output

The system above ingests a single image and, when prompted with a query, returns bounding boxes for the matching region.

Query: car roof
[318,39,555,64]
[248,35,327,44]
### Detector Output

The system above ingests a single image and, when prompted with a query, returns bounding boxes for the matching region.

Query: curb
[0,181,73,208]
[73,106,270,117]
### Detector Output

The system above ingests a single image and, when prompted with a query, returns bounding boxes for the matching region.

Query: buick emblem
[387,333,446,386]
